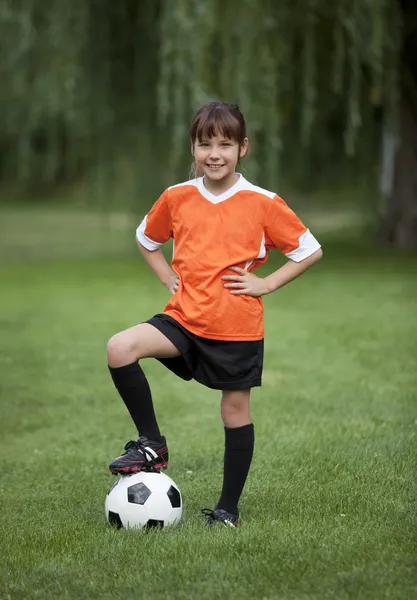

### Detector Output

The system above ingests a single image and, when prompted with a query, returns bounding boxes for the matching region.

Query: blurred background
[0,0,416,261]
[1,6,416,595]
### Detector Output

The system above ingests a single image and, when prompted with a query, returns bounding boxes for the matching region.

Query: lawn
[0,206,416,600]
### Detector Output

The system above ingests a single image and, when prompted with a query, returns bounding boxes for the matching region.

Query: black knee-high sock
[108,361,162,442]
[216,423,255,516]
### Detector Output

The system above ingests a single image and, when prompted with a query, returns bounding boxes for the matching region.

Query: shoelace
[201,508,217,526]
[123,439,148,455]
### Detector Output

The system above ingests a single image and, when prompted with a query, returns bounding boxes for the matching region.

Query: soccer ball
[105,471,182,529]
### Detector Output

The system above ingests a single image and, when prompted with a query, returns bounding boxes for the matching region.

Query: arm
[222,248,323,296]
[137,240,179,294]
[263,247,323,294]
[224,195,323,296]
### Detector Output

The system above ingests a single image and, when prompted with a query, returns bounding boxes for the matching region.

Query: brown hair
[190,101,247,177]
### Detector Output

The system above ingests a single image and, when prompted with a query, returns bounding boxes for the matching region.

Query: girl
[107,101,323,527]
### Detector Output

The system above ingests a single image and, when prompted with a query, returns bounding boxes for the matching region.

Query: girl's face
[192,134,248,185]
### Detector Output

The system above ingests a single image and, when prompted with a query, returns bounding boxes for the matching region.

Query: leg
[220,389,251,428]
[107,323,182,474]
[107,323,181,367]
[216,389,255,517]
[107,323,181,440]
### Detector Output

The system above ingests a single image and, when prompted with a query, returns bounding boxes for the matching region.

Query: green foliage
[158,0,402,185]
[0,0,163,200]
[0,0,402,195]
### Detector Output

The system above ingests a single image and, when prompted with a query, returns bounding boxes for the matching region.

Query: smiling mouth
[206,164,225,169]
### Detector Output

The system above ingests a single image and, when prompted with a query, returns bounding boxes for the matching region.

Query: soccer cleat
[109,436,168,475]
[201,508,239,528]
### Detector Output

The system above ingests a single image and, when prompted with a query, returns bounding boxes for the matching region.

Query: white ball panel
[138,471,172,493]
[120,503,150,529]
[145,492,173,521]
[165,507,182,527]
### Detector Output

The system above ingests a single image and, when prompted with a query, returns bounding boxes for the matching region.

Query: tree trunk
[379,0,417,247]
[378,95,417,247]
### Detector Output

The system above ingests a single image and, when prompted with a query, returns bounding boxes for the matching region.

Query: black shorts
[146,314,264,391]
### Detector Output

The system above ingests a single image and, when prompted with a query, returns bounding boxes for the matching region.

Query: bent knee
[107,332,133,366]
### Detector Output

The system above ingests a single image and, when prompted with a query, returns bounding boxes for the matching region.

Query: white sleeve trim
[285,229,321,262]
[136,215,164,251]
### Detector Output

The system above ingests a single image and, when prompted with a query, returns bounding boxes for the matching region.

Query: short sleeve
[136,189,173,251]
[265,195,321,262]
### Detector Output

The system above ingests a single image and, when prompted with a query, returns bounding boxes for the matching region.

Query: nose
[208,147,220,160]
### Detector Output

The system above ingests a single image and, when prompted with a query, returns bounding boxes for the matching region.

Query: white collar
[196,173,246,204]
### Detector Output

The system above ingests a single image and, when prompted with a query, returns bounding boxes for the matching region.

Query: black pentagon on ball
[146,519,164,529]
[167,485,181,508]
[108,511,123,529]
[128,482,152,505]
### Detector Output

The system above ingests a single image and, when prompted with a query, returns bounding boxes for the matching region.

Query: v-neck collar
[196,173,246,204]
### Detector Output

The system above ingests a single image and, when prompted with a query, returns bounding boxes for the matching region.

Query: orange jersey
[136,175,320,341]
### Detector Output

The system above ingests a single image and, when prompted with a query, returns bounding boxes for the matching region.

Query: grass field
[0,206,416,600]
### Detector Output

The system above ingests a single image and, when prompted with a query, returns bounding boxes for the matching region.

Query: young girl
[107,101,322,527]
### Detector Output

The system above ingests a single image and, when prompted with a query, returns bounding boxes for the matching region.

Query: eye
[221,142,233,147]
[199,142,209,147]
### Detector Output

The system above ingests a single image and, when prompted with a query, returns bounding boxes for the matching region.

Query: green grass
[0,207,416,600]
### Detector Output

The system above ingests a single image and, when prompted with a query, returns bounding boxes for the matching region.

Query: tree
[158,0,417,246]
[0,0,163,199]
[378,0,417,246]
[0,0,415,246]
